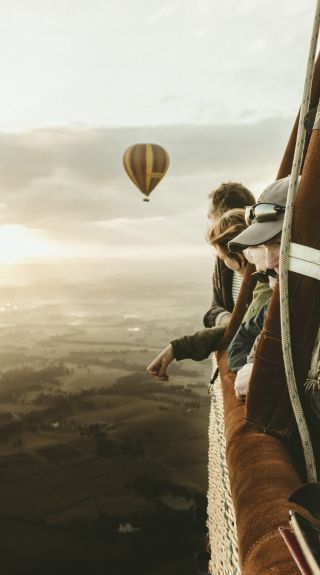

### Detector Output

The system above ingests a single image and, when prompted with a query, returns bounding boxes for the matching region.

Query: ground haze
[0,256,213,575]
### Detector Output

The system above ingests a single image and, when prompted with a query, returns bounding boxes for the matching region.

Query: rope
[279,1,320,482]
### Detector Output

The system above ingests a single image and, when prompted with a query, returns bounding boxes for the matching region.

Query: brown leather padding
[222,52,320,439]
[221,262,256,348]
[215,53,320,573]
[217,353,308,574]
[246,114,320,440]
[222,53,320,363]
[277,52,320,180]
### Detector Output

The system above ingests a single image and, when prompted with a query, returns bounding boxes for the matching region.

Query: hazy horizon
[0,116,294,270]
[0,0,313,271]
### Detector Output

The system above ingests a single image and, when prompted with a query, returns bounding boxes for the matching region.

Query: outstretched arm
[147,344,175,381]
[147,326,225,381]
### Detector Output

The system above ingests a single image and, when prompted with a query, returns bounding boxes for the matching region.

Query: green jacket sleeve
[171,326,226,361]
[242,281,272,323]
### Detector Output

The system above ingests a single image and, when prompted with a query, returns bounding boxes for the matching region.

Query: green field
[0,276,212,574]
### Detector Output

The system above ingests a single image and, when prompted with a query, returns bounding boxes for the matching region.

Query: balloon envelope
[123,143,169,199]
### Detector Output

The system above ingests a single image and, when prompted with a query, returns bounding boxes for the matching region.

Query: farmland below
[0,258,213,574]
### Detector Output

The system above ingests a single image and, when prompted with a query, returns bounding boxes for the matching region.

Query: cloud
[0,118,293,254]
[146,4,177,23]
[0,0,313,131]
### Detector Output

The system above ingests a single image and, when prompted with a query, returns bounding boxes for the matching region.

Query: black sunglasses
[245,203,285,226]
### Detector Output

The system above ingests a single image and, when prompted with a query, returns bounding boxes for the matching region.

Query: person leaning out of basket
[147,209,271,381]
[203,182,256,328]
[146,182,257,381]
[227,176,311,402]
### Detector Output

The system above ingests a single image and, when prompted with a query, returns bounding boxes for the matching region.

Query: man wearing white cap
[227,176,292,399]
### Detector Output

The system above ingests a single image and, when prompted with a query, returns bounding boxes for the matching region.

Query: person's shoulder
[243,281,272,322]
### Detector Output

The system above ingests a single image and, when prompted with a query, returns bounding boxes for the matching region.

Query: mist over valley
[0,256,213,575]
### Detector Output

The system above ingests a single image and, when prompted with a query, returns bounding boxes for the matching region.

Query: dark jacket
[171,282,272,363]
[171,325,226,362]
[203,258,234,327]
[227,303,269,372]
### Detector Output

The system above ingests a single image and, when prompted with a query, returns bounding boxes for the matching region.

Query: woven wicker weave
[207,364,240,575]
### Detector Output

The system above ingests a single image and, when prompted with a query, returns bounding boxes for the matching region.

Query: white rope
[279,1,320,482]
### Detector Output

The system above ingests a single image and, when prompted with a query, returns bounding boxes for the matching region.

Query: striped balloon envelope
[123,143,169,201]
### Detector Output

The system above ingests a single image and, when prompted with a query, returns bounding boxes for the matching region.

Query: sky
[0,0,317,266]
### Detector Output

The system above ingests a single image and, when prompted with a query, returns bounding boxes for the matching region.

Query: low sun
[0,225,58,264]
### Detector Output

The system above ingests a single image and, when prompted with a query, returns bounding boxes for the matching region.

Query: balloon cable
[279,0,320,482]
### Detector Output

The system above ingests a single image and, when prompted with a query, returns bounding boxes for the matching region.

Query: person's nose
[265,244,279,269]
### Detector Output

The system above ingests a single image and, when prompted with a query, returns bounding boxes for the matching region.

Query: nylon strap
[289,243,320,280]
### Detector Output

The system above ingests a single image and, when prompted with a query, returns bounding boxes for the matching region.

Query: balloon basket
[143,198,150,202]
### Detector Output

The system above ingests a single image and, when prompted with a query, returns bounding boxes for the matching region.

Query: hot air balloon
[123,143,169,201]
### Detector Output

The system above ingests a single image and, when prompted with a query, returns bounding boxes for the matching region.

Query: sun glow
[0,225,61,264]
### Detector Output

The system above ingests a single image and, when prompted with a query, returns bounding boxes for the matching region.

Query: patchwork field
[0,263,213,574]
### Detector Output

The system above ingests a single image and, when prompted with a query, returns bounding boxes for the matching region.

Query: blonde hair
[208,208,247,267]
